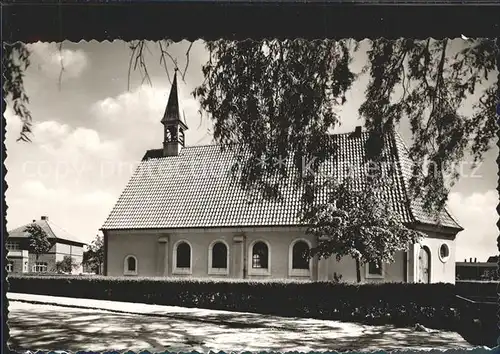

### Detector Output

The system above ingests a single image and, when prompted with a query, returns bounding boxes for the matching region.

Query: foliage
[359,38,498,214]
[193,38,498,218]
[194,39,357,204]
[55,255,80,274]
[3,43,32,142]
[4,39,498,266]
[9,274,461,330]
[82,235,104,274]
[304,173,424,282]
[24,223,51,260]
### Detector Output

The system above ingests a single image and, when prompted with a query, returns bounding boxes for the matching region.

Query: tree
[194,39,498,216]
[303,174,424,282]
[191,38,497,268]
[24,223,52,263]
[55,255,80,274]
[82,235,104,274]
[5,38,499,266]
[3,43,32,142]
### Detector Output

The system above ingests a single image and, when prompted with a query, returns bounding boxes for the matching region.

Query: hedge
[8,275,462,331]
[455,280,498,301]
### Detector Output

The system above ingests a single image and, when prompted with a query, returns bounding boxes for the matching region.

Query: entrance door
[418,247,430,283]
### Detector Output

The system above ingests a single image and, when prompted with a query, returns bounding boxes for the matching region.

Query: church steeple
[162,69,188,157]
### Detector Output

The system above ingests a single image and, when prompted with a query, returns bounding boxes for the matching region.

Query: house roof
[101,128,462,231]
[8,218,87,245]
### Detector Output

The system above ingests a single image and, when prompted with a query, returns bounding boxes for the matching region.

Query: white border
[208,239,230,275]
[438,243,450,263]
[123,255,138,276]
[365,261,385,279]
[248,239,271,276]
[288,238,312,277]
[172,239,193,275]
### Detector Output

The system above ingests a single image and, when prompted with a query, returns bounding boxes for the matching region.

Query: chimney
[354,126,362,135]
[464,259,467,262]
[474,258,477,263]
[41,216,48,221]
[470,258,472,262]
[32,220,36,223]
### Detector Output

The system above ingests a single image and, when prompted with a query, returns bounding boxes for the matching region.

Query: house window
[173,240,192,275]
[208,241,229,275]
[6,241,20,251]
[33,262,48,273]
[123,255,138,275]
[23,262,28,272]
[6,261,13,272]
[439,243,450,263]
[289,239,311,277]
[366,260,384,279]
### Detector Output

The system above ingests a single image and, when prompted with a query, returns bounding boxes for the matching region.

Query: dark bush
[8,275,462,330]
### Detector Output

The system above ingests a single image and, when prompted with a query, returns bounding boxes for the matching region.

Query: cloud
[19,179,115,207]
[32,120,121,158]
[28,42,89,80]
[448,190,498,262]
[90,83,212,147]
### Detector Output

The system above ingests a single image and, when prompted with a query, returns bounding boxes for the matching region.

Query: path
[7,293,475,353]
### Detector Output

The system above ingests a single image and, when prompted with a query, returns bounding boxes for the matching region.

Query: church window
[173,240,192,275]
[208,240,229,275]
[124,255,138,275]
[252,241,269,269]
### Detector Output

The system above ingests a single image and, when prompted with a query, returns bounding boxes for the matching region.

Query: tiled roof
[8,219,87,245]
[101,129,462,231]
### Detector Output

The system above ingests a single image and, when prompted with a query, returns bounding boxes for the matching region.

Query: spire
[161,69,187,128]
[161,68,188,157]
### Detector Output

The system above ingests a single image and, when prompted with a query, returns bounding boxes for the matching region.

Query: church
[101,71,463,284]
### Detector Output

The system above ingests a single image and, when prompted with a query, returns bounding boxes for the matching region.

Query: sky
[4,39,498,262]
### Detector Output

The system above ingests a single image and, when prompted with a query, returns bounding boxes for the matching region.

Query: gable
[101,130,462,231]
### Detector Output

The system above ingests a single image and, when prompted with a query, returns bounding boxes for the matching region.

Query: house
[456,257,498,281]
[7,216,87,274]
[101,71,463,283]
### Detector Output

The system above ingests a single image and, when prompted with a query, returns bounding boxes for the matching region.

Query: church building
[101,71,463,284]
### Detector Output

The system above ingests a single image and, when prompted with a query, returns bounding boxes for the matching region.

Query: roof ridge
[182,130,372,150]
[47,219,85,244]
[42,219,59,240]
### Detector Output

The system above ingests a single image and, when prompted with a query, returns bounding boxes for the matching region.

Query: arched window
[208,240,229,275]
[177,242,191,268]
[212,242,228,269]
[6,261,13,273]
[292,241,310,270]
[248,240,271,276]
[252,242,269,269]
[124,255,138,275]
[173,240,192,275]
[288,239,312,277]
